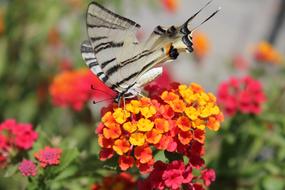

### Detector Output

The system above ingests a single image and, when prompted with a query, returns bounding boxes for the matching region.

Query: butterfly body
[81,1,220,102]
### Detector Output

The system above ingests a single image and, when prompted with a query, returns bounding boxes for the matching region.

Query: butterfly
[81,0,220,103]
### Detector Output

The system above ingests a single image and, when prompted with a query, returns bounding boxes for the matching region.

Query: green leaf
[51,148,79,175]
[3,165,18,178]
[262,176,285,190]
[54,166,78,181]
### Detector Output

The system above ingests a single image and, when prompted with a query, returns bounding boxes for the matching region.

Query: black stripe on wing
[105,50,154,77]
[80,40,109,83]
[94,41,124,54]
[88,1,141,28]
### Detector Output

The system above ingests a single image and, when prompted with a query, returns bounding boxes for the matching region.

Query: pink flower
[139,160,197,190]
[201,169,216,186]
[217,76,266,116]
[13,123,38,150]
[0,119,38,150]
[34,147,62,168]
[18,159,37,177]
[163,169,184,189]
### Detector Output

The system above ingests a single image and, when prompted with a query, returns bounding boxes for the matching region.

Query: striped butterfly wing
[84,1,142,92]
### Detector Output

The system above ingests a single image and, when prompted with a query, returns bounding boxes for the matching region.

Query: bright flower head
[34,146,62,168]
[98,83,223,173]
[193,31,211,61]
[18,159,37,177]
[254,41,283,65]
[161,0,180,13]
[138,160,216,190]
[0,119,38,150]
[217,76,266,116]
[49,69,115,111]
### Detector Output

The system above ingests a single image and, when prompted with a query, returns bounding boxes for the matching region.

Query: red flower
[217,76,266,116]
[201,169,216,186]
[18,159,37,177]
[0,119,38,167]
[139,160,206,190]
[34,147,62,168]
[49,69,115,111]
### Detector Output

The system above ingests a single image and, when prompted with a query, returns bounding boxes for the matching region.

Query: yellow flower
[113,108,130,124]
[123,122,137,133]
[137,118,154,132]
[141,105,156,118]
[179,85,194,104]
[185,107,199,120]
[126,100,141,114]
[129,133,145,146]
[192,119,206,130]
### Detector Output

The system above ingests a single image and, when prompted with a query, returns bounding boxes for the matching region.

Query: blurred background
[0,0,285,189]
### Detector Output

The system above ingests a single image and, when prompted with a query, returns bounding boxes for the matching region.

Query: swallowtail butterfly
[81,1,220,103]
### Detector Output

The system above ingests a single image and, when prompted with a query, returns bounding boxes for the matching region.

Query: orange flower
[113,139,131,155]
[103,123,121,139]
[134,146,153,164]
[161,91,179,103]
[159,105,175,119]
[119,156,134,171]
[161,0,180,13]
[102,112,116,128]
[254,41,283,64]
[154,118,170,133]
[177,116,192,131]
[169,99,186,113]
[98,135,114,148]
[193,129,205,144]
[178,131,193,145]
[146,129,163,144]
[50,69,116,111]
[193,31,210,60]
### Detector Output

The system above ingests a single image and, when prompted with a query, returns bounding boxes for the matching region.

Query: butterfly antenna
[186,0,214,23]
[90,85,114,98]
[191,7,221,31]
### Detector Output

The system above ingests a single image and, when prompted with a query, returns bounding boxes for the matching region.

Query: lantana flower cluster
[91,172,136,190]
[18,146,62,177]
[138,160,216,190]
[0,119,38,167]
[97,83,223,173]
[49,69,114,111]
[254,41,283,65]
[217,76,266,116]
